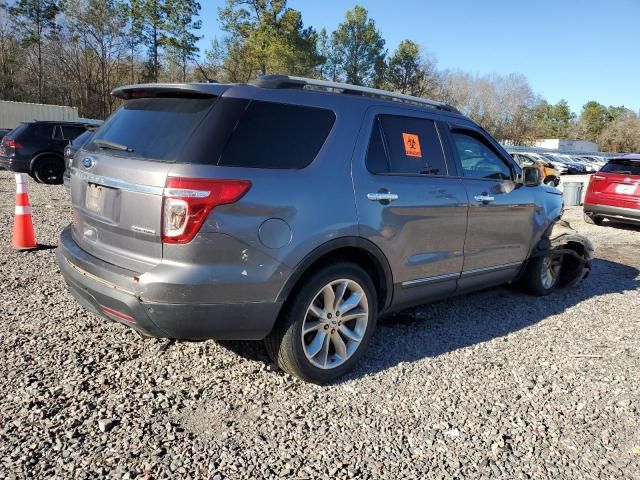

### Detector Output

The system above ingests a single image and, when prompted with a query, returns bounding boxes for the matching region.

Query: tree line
[1,0,638,152]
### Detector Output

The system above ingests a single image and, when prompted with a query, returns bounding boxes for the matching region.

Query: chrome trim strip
[461,262,522,278]
[402,272,460,288]
[70,167,164,196]
[65,257,135,296]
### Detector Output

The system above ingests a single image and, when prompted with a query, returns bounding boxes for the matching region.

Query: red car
[584,154,640,226]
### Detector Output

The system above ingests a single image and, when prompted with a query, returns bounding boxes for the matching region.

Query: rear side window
[54,125,85,140]
[601,160,640,175]
[368,115,448,176]
[30,124,53,138]
[87,97,216,162]
[218,101,335,169]
[451,131,512,180]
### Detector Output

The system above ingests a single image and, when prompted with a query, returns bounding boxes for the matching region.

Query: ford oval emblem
[83,157,95,169]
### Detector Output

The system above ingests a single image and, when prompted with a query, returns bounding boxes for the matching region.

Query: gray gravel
[0,171,638,479]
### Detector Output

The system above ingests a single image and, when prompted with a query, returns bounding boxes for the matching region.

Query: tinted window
[87,97,216,162]
[373,115,447,175]
[452,131,512,180]
[365,119,389,174]
[30,124,53,138]
[61,126,86,140]
[219,101,335,169]
[601,160,640,176]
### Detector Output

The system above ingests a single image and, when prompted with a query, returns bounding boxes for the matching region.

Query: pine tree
[162,0,201,82]
[330,5,385,86]
[9,0,60,101]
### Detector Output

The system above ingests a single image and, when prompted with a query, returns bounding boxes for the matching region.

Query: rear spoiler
[111,83,233,100]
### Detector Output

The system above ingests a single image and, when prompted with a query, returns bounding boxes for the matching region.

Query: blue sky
[198,0,640,115]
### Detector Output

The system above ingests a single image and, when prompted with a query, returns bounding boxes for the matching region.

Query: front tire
[33,156,64,185]
[519,254,563,296]
[265,263,378,384]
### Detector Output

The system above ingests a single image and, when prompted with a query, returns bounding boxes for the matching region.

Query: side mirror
[521,166,542,186]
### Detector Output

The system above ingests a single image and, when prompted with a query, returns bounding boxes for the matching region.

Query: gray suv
[57,75,592,383]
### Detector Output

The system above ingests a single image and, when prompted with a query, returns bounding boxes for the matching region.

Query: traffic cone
[12,173,37,250]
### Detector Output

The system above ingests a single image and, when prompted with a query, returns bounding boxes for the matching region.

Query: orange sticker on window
[402,133,422,158]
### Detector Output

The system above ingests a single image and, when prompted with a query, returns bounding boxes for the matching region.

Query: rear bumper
[57,225,282,340]
[584,203,640,223]
[0,155,29,173]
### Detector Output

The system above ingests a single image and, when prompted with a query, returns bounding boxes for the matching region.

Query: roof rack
[251,75,460,114]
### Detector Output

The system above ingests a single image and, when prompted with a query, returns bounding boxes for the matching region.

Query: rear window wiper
[94,139,134,153]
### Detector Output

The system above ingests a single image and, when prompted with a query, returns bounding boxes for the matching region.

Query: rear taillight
[2,139,22,156]
[591,175,606,182]
[161,177,252,244]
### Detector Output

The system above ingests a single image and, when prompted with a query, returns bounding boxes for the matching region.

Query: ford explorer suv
[57,75,592,383]
[0,121,92,184]
[584,154,640,226]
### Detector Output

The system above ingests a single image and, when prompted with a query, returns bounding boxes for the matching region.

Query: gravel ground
[0,171,638,479]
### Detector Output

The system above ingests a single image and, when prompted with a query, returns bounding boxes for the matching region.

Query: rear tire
[265,262,377,384]
[583,213,603,226]
[33,156,64,185]
[518,254,563,296]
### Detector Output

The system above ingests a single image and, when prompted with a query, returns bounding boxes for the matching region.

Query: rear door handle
[367,192,399,202]
[474,195,495,203]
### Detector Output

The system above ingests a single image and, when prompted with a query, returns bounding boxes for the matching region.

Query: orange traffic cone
[12,174,37,250]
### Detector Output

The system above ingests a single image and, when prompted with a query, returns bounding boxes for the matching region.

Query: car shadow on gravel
[220,258,638,383]
[598,220,640,232]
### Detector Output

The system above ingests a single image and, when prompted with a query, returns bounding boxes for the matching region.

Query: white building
[0,100,79,129]
[534,139,599,152]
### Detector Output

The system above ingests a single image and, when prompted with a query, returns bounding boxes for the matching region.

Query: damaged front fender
[530,220,594,288]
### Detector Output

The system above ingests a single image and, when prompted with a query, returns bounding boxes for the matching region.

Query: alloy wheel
[301,279,369,370]
[541,255,562,289]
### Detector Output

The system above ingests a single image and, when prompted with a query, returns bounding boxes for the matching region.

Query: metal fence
[502,144,622,158]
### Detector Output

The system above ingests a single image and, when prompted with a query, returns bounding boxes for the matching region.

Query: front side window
[452,131,512,180]
[366,114,448,176]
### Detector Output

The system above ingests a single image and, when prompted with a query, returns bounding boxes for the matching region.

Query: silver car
[57,75,593,383]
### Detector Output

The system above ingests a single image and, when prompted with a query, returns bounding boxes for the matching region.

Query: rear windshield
[5,123,29,140]
[601,160,640,176]
[86,97,216,162]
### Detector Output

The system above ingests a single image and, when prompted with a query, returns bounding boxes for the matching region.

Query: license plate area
[615,184,636,195]
[86,183,104,213]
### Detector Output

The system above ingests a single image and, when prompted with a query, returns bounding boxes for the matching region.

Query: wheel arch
[276,237,394,314]
[30,151,64,172]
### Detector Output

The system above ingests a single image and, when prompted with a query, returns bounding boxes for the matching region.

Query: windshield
[73,130,93,146]
[86,96,216,162]
[601,160,640,176]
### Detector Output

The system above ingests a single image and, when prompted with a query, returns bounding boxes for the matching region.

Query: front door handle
[367,192,399,202]
[474,195,495,203]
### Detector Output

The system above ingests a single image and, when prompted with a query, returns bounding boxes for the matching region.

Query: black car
[63,129,95,188]
[0,121,93,184]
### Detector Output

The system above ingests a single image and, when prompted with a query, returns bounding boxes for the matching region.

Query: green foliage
[330,5,385,86]
[386,40,423,95]
[579,101,611,141]
[534,99,575,138]
[9,0,59,45]
[217,0,321,81]
[163,0,201,82]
